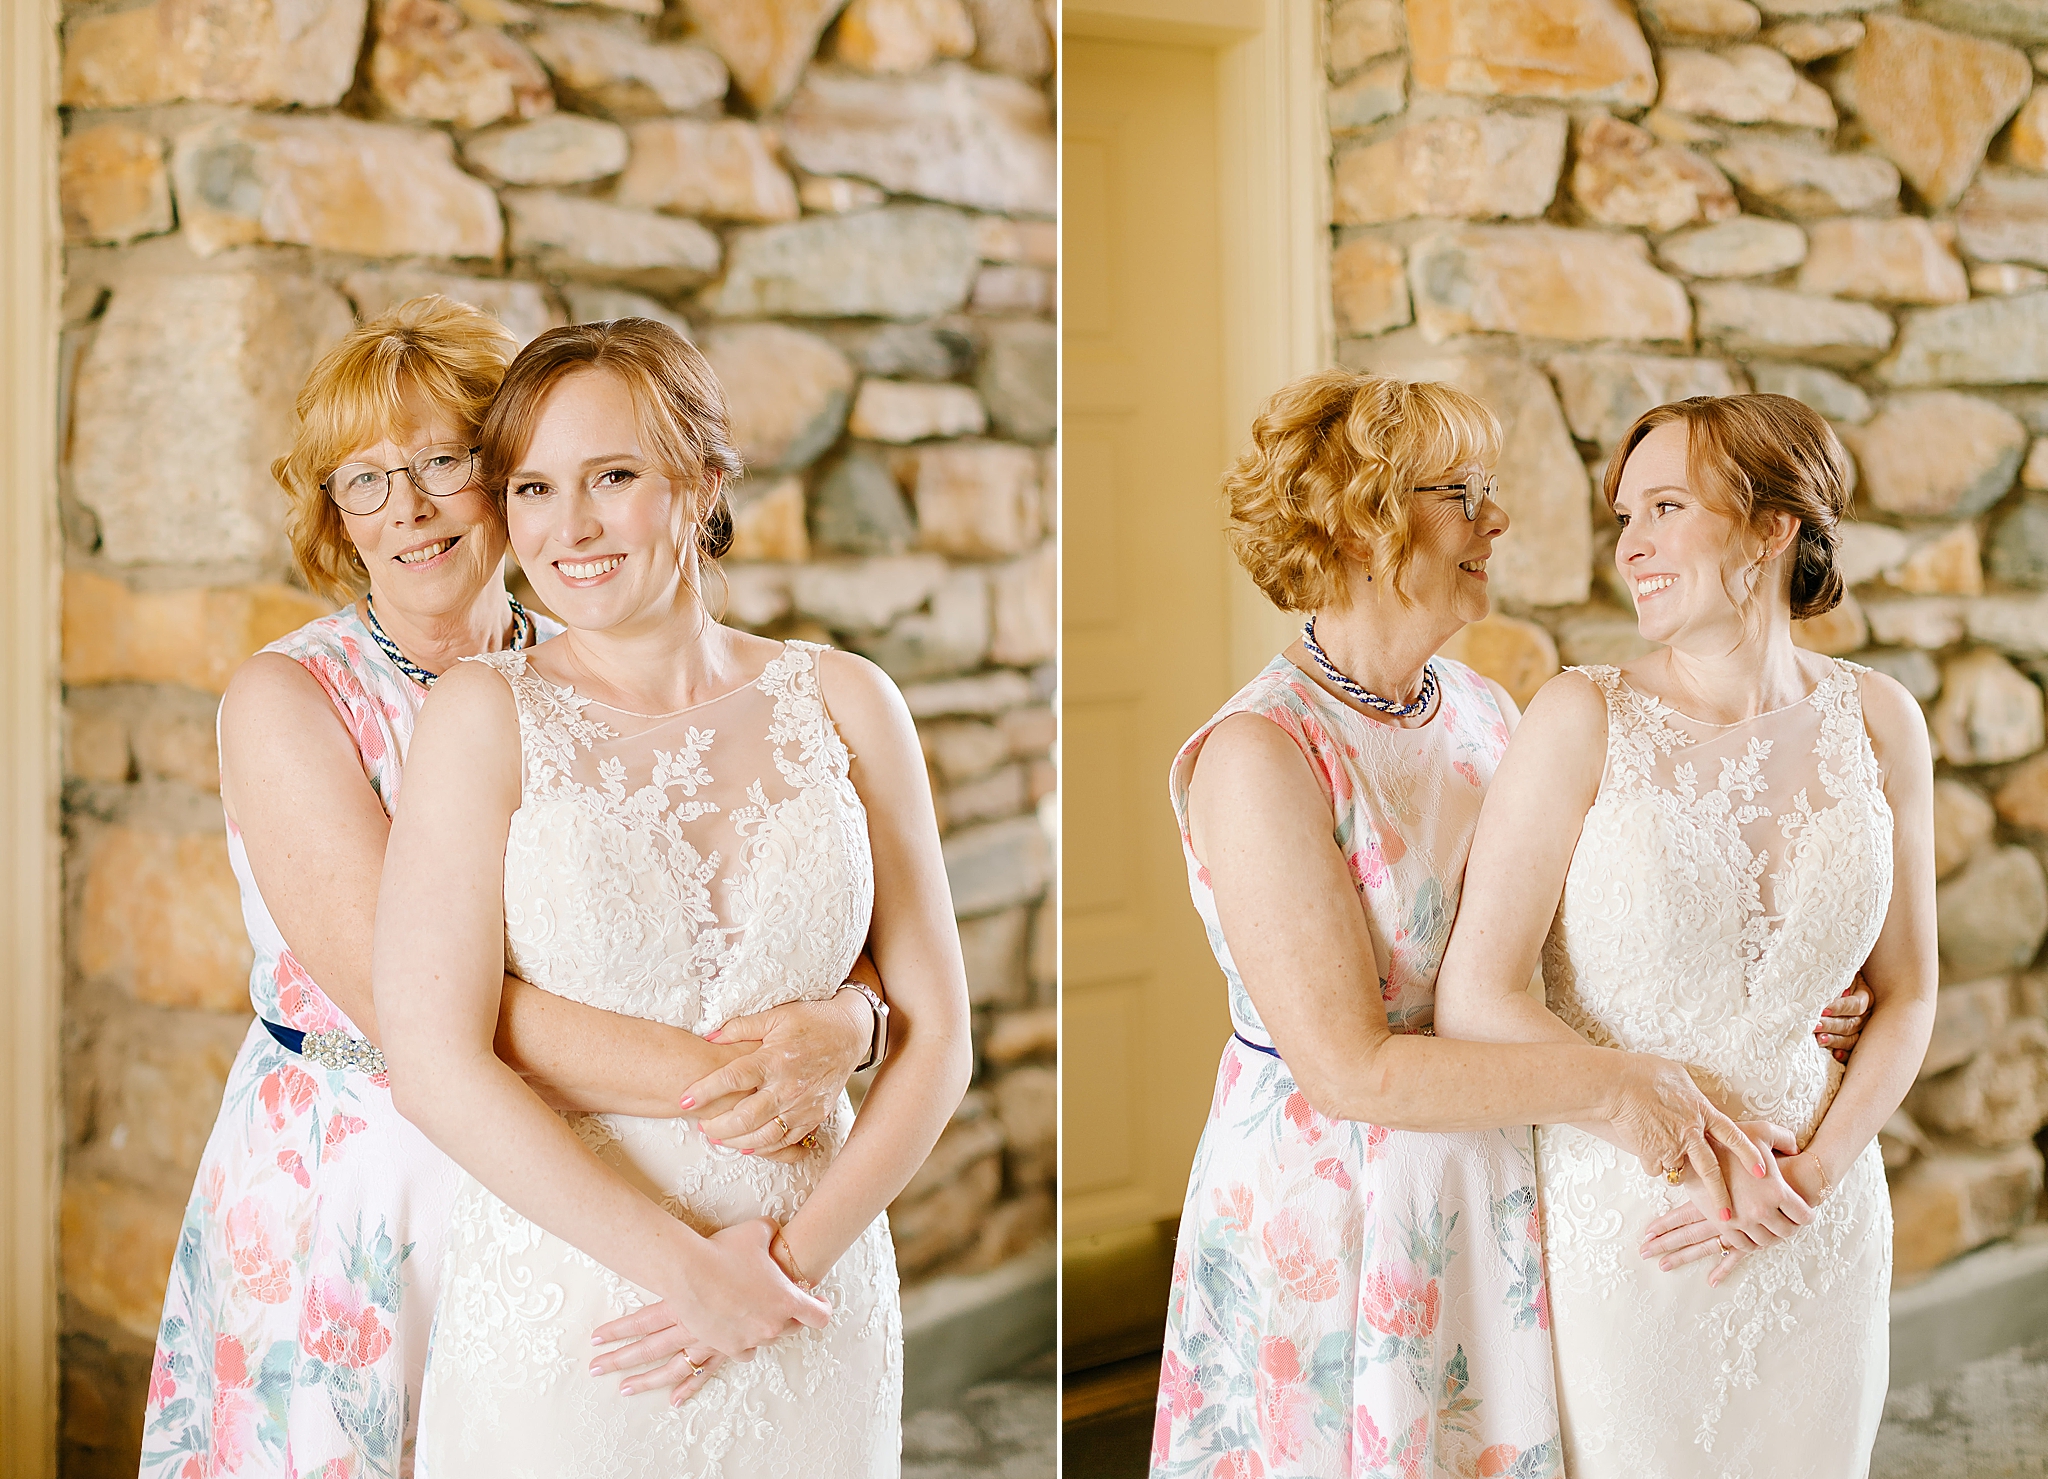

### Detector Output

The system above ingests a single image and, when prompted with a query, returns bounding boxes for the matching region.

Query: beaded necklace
[366,593,532,688]
[1301,617,1437,719]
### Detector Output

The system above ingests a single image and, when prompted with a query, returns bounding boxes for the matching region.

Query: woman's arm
[1783,670,1938,1200]
[221,652,866,1121]
[773,651,976,1285]
[373,661,829,1355]
[1188,695,1761,1204]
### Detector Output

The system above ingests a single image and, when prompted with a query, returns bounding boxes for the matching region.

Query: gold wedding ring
[685,1353,707,1376]
[773,1112,791,1138]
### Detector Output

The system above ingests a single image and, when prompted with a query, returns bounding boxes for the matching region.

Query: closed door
[1063,35,1239,1242]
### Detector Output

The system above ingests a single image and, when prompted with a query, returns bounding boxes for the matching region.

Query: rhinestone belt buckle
[301,1029,387,1075]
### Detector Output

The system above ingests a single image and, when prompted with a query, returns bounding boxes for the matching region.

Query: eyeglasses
[322,444,479,515]
[1413,473,1496,522]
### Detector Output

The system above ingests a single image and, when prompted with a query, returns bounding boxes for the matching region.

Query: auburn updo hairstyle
[1225,368,1502,611]
[478,318,744,595]
[1602,393,1850,621]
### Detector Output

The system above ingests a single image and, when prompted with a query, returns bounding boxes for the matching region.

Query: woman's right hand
[1605,1054,1769,1219]
[1640,1121,1807,1283]
[658,1217,831,1359]
[677,983,873,1157]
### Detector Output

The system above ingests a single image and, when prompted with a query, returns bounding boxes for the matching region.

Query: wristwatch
[845,980,890,1072]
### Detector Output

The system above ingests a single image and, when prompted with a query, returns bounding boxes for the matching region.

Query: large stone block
[909,441,1042,558]
[726,476,809,563]
[1922,976,2012,1077]
[993,1063,1055,1190]
[1547,354,1743,450]
[79,824,252,1011]
[1643,0,1762,39]
[856,567,990,680]
[978,321,1055,444]
[1846,14,2031,211]
[342,270,561,347]
[1791,590,1868,655]
[462,114,629,187]
[1938,843,2048,976]
[1965,592,2048,657]
[1333,113,1566,225]
[901,669,1036,718]
[1934,777,1997,879]
[956,904,1029,1006]
[1844,394,2026,518]
[699,324,854,475]
[1989,494,2048,588]
[941,761,1026,831]
[60,123,172,246]
[849,380,987,443]
[811,449,917,554]
[963,0,1052,79]
[1332,237,1413,337]
[561,285,693,337]
[976,262,1053,312]
[1715,138,1901,217]
[1795,217,1969,305]
[834,0,975,73]
[63,574,330,693]
[780,62,1054,217]
[1889,1142,2043,1280]
[1436,612,1560,708]
[1693,283,1895,365]
[792,553,951,631]
[505,190,721,289]
[1860,646,1941,701]
[70,276,352,569]
[1905,0,2048,45]
[702,206,981,320]
[889,1131,1002,1274]
[1569,115,1735,233]
[983,1006,1056,1070]
[943,814,1053,917]
[369,0,553,129]
[2009,89,2048,172]
[527,18,729,117]
[1658,44,1836,127]
[679,0,850,111]
[1932,651,2046,766]
[1837,521,1912,585]
[617,120,800,223]
[171,114,502,260]
[1332,0,1404,72]
[62,0,365,109]
[1881,291,2048,386]
[60,1178,186,1340]
[1747,362,1871,423]
[1762,17,1863,60]
[1970,260,2048,294]
[990,543,1055,667]
[1329,56,1408,131]
[1912,1019,2048,1144]
[1889,524,1983,596]
[1409,227,1691,344]
[1863,594,1966,649]
[86,1009,251,1185]
[1657,215,1807,278]
[1957,171,2048,269]
[1404,0,1656,104]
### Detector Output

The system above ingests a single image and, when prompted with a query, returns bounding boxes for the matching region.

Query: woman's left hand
[677,965,877,1154]
[1639,1121,1801,1280]
[588,1301,727,1406]
[1816,974,1871,1062]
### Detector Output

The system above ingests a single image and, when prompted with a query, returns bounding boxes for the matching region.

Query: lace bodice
[474,639,873,1034]
[1542,659,1892,1140]
[1535,658,1896,1476]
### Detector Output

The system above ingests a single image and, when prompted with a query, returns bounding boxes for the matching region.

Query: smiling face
[503,368,700,633]
[1392,459,1508,629]
[1612,420,1768,647]
[335,387,507,620]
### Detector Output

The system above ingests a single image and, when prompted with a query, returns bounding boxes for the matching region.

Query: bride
[373,318,972,1474]
[1436,393,1936,1477]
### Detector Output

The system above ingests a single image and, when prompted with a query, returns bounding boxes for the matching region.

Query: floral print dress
[1151,655,1562,1479]
[141,604,557,1479]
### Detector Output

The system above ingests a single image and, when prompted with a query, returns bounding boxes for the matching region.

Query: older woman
[141,298,881,1479]
[1148,371,1868,1479]
[1435,394,1936,1476]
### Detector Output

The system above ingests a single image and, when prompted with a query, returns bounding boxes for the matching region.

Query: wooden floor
[1062,1350,1161,1479]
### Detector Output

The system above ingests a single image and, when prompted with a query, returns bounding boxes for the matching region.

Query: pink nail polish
[1719,1208,1733,1221]
[706,1030,722,1042]
[679,1096,695,1110]
[741,1148,754,1156]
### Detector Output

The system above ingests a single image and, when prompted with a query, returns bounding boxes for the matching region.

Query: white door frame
[1064,0,1331,686]
[1,0,62,1474]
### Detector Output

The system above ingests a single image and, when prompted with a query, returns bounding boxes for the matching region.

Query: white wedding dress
[1536,660,1893,1479]
[413,641,900,1479]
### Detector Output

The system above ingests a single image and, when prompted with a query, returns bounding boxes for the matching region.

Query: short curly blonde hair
[272,296,519,602]
[1225,369,1502,612]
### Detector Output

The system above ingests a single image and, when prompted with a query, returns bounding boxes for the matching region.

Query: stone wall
[52,0,1054,1470]
[1330,0,2048,1286]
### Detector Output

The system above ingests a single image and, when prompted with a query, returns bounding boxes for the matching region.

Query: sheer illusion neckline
[511,642,789,721]
[1617,670,1826,733]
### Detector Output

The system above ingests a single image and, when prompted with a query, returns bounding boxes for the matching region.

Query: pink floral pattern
[1152,657,1560,1479]
[140,605,558,1479]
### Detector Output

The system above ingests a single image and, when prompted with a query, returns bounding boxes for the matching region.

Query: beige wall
[46,0,1056,1470]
